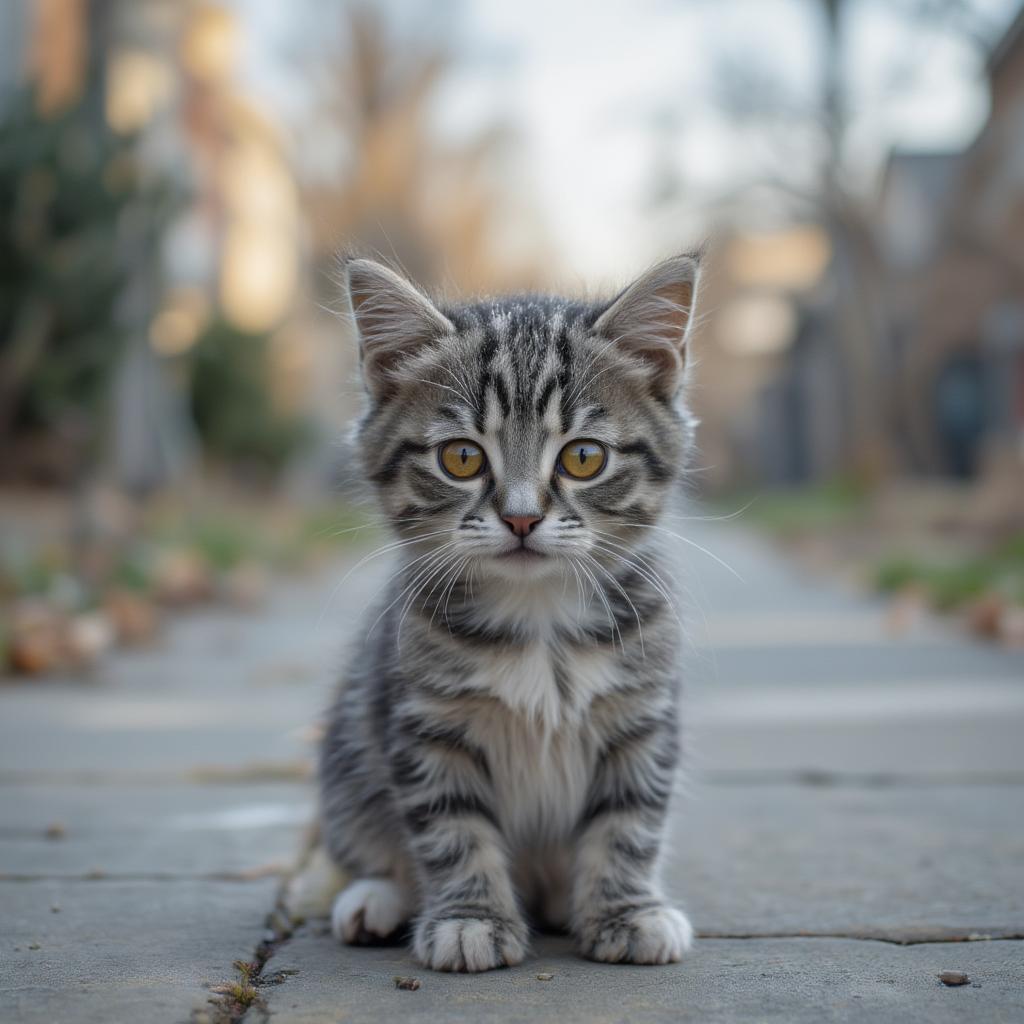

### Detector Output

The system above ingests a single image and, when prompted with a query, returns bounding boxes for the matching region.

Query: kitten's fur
[318,253,701,972]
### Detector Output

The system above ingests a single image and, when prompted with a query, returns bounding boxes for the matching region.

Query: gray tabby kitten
[319,252,701,972]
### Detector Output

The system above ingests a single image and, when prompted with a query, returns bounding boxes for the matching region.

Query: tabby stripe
[555,329,574,433]
[396,500,461,519]
[615,440,670,482]
[428,614,523,648]
[421,844,472,873]
[370,439,432,484]
[396,718,492,778]
[408,465,456,503]
[472,324,501,432]
[580,786,672,825]
[488,372,512,418]
[436,403,463,423]
[405,793,500,833]
[535,375,558,418]
[610,835,660,863]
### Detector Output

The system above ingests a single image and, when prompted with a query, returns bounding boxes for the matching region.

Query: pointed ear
[344,258,454,401]
[593,253,701,397]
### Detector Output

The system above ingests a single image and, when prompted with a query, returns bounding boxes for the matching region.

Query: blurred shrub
[0,86,182,477]
[724,477,869,537]
[187,319,311,477]
[875,533,1024,611]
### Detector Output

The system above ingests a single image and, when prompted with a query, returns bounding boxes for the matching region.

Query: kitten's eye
[557,440,606,480]
[439,440,486,479]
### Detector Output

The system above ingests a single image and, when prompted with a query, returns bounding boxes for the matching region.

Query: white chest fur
[462,639,621,843]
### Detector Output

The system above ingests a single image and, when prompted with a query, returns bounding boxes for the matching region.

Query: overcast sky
[236,0,1021,282]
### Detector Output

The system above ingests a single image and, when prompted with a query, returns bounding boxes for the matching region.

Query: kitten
[318,252,701,972]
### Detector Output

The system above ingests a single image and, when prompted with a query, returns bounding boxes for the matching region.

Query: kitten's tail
[282,822,350,921]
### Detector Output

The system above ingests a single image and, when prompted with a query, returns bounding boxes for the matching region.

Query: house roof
[987,2,1024,77]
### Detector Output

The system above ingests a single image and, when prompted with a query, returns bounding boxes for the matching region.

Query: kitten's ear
[593,253,701,397]
[344,258,454,401]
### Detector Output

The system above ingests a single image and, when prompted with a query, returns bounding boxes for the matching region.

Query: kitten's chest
[463,640,621,841]
[471,638,622,730]
[466,702,595,843]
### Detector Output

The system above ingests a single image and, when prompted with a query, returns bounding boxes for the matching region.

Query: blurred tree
[187,318,311,479]
[300,2,543,297]
[0,83,182,482]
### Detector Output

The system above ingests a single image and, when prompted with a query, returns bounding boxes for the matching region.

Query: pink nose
[502,514,543,537]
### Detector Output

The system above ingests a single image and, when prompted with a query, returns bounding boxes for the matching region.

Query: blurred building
[690,225,834,488]
[700,6,1024,491]
[881,5,1024,480]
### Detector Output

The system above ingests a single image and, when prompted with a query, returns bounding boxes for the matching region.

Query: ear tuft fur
[593,253,701,398]
[343,258,453,401]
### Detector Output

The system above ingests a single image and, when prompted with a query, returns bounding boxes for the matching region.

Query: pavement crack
[197,908,296,1024]
[0,761,313,788]
[0,869,285,883]
[699,930,1024,945]
[702,769,1024,789]
[195,843,313,1024]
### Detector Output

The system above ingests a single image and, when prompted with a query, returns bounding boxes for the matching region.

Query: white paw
[413,914,527,973]
[582,904,693,965]
[331,878,410,944]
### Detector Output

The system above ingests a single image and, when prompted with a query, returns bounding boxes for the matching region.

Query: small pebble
[536,972,554,981]
[394,976,421,991]
[938,971,970,987]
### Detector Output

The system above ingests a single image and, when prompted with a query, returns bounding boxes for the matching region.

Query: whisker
[366,543,458,643]
[575,557,621,651]
[325,530,453,630]
[582,552,644,657]
[614,522,745,582]
[589,538,682,629]
[396,548,461,647]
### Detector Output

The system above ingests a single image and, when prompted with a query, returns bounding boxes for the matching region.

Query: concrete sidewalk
[2,525,1023,1022]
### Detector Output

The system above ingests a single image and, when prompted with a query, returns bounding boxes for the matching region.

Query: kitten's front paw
[413,912,527,972]
[580,904,693,965]
[331,878,410,944]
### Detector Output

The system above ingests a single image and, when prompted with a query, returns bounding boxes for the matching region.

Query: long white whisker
[576,557,621,651]
[441,558,470,634]
[367,544,458,644]
[615,522,745,582]
[589,539,681,629]
[428,557,468,631]
[316,529,453,629]
[582,552,644,657]
[395,548,460,647]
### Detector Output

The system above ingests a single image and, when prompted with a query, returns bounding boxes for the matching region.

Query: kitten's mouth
[495,546,547,561]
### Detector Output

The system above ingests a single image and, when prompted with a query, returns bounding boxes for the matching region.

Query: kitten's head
[345,254,701,582]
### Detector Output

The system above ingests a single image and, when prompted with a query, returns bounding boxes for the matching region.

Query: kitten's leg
[390,712,528,972]
[319,682,417,940]
[571,714,692,965]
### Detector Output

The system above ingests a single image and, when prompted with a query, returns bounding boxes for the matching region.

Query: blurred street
[2,522,1022,1023]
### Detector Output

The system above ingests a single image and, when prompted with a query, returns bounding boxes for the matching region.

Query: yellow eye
[439,440,486,479]
[557,440,606,480]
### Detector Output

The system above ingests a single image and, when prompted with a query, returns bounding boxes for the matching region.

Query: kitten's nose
[502,514,543,537]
